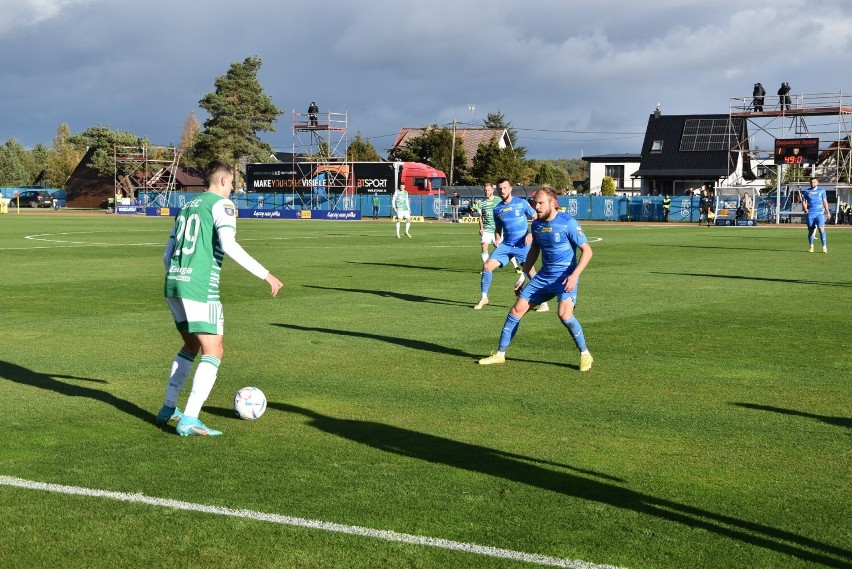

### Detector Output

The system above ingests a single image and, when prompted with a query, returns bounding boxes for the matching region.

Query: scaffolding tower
[291,109,351,210]
[114,145,180,209]
[728,91,852,183]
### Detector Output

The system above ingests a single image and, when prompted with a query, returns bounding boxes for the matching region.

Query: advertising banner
[246,162,396,195]
[115,205,142,215]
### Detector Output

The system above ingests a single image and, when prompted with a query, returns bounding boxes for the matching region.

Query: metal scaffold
[114,145,180,209]
[728,90,852,223]
[728,91,852,182]
[291,108,352,210]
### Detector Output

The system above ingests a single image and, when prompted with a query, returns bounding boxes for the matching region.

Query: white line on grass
[0,475,624,569]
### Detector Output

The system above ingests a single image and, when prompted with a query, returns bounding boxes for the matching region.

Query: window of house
[756,164,773,178]
[651,140,664,153]
[605,165,625,188]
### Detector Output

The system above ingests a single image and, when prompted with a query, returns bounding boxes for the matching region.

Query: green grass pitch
[0,213,849,568]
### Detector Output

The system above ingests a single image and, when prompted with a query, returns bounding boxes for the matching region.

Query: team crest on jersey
[224,206,235,216]
[577,226,585,237]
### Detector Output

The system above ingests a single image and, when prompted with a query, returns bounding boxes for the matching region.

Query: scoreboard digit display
[774,138,819,165]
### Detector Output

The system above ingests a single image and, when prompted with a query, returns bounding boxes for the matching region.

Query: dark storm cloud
[2,0,851,158]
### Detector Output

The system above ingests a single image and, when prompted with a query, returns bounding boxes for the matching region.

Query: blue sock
[481,270,493,295]
[498,313,522,352]
[562,317,587,352]
[821,232,827,246]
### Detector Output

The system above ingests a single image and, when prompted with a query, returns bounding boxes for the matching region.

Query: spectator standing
[371,193,380,220]
[742,191,753,218]
[698,190,712,226]
[450,192,461,222]
[308,102,319,126]
[752,82,766,112]
[778,82,792,111]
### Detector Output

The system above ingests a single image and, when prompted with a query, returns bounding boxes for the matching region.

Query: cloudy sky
[2,0,851,160]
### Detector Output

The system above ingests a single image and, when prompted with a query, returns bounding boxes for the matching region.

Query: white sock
[183,355,220,418]
[164,349,196,407]
[406,221,411,233]
[481,251,488,262]
[395,221,400,236]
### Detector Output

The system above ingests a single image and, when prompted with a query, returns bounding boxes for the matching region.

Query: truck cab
[399,162,446,194]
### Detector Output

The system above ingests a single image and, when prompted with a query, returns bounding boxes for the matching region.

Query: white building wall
[588,161,641,195]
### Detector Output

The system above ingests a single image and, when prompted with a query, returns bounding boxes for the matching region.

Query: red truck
[395,162,446,194]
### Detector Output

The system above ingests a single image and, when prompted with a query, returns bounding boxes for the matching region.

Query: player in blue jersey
[474,179,549,312]
[802,177,831,253]
[479,185,594,371]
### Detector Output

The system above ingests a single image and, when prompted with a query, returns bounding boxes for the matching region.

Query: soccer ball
[233,387,267,420]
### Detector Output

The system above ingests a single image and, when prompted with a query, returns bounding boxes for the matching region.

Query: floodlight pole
[450,118,456,187]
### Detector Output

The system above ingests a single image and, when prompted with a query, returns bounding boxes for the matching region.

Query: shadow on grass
[732,402,852,429]
[0,359,154,424]
[650,271,851,287]
[344,260,478,274]
[303,285,473,307]
[650,244,794,252]
[272,323,573,369]
[267,401,851,567]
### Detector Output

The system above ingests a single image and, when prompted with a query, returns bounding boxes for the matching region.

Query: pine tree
[68,125,148,178]
[193,57,282,167]
[0,139,30,186]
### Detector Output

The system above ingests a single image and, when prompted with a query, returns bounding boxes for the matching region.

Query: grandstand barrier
[133,191,825,224]
[144,207,361,220]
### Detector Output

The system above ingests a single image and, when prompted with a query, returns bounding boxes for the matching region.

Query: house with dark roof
[65,148,206,208]
[632,112,751,195]
[581,153,642,195]
[391,127,511,168]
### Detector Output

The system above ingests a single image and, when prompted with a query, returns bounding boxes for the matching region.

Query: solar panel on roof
[679,118,737,151]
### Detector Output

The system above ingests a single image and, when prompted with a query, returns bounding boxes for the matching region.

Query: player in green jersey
[157,160,283,436]
[475,184,520,270]
[392,183,412,238]
[476,184,500,262]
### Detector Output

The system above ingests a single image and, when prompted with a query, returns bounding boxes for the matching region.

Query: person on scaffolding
[308,102,319,126]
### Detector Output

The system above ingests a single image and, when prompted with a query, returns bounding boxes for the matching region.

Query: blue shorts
[807,214,826,232]
[489,243,529,268]
[520,271,579,306]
